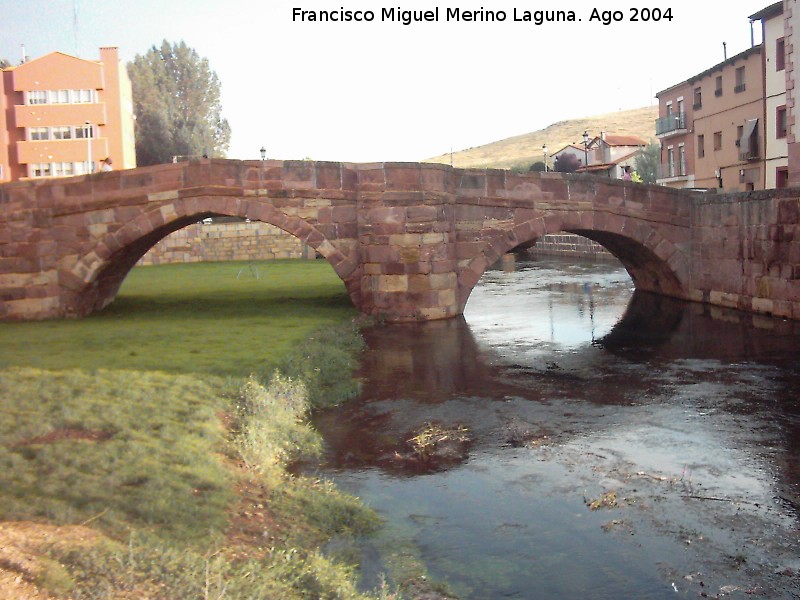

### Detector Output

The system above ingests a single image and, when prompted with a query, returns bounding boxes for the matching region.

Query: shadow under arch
[65,196,360,317]
[457,215,688,312]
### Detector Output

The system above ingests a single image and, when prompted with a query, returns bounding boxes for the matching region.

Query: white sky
[0,0,769,162]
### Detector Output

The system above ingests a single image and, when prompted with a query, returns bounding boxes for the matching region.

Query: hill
[424,105,658,170]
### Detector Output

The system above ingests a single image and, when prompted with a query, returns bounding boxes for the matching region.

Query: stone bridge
[1,159,798,322]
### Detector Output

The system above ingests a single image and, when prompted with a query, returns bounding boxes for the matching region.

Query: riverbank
[0,260,400,599]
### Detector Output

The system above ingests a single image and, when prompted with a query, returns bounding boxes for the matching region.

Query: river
[310,256,800,599]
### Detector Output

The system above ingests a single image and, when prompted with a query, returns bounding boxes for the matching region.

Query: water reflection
[312,257,800,599]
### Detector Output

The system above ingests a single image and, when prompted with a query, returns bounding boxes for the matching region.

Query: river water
[311,256,800,599]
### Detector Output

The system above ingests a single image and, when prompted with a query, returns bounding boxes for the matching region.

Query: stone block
[378,274,409,293]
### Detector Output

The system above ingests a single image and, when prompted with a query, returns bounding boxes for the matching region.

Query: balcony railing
[655,112,687,136]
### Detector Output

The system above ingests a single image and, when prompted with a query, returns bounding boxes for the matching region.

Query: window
[715,75,723,97]
[777,105,787,138]
[52,126,72,140]
[678,144,686,176]
[29,127,49,141]
[31,163,51,177]
[52,90,70,104]
[666,101,673,116]
[52,162,74,177]
[735,66,746,93]
[76,89,94,103]
[667,146,675,177]
[713,131,722,151]
[737,125,744,145]
[677,98,685,116]
[697,134,705,158]
[777,37,786,71]
[27,90,47,105]
[693,87,702,110]
[777,167,789,188]
[75,124,93,139]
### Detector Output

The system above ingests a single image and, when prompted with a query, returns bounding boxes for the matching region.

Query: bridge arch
[64,194,360,317]
[456,209,688,312]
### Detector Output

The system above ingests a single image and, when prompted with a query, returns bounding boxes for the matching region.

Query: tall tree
[634,142,660,184]
[128,40,231,166]
[554,153,581,173]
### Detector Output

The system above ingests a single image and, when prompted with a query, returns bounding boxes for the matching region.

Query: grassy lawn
[0,260,356,376]
[0,260,398,599]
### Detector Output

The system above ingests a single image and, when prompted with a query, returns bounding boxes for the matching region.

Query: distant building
[751,2,789,188]
[578,133,648,179]
[656,45,765,191]
[0,47,136,182]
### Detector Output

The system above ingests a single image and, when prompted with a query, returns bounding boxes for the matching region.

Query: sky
[0,0,771,162]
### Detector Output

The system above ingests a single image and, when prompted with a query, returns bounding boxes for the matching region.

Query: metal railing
[655,112,687,136]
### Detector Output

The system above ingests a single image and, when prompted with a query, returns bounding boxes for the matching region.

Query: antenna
[73,0,79,55]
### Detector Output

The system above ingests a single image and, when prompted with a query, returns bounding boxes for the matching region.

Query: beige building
[0,47,136,182]
[580,133,648,179]
[657,45,765,192]
[751,2,789,188]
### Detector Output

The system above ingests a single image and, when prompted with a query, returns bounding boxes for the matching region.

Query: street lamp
[582,131,590,170]
[259,146,266,186]
[542,144,548,172]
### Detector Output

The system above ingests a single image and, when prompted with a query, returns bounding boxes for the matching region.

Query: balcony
[17,138,109,164]
[656,112,687,138]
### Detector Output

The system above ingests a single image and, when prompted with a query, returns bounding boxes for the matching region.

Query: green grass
[0,260,357,376]
[0,368,233,544]
[0,259,401,598]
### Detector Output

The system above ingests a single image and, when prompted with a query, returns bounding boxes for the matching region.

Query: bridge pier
[356,164,460,321]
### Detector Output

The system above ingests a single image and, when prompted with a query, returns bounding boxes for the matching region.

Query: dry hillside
[425,105,657,169]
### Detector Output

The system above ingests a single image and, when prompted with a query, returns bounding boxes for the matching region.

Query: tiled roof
[601,135,648,146]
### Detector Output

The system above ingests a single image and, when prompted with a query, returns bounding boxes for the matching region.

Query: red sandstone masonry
[0,159,798,321]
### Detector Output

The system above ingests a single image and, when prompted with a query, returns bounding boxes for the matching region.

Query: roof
[2,51,101,72]
[597,135,648,147]
[656,45,763,95]
[551,143,585,155]
[749,1,782,21]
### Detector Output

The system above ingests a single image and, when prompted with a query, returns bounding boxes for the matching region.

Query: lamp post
[85,121,92,174]
[259,146,266,186]
[542,144,548,172]
[582,131,590,170]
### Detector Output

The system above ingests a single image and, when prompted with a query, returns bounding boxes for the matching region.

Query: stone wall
[689,191,800,318]
[530,233,614,260]
[138,220,313,266]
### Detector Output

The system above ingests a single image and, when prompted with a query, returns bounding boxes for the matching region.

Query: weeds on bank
[0,261,402,598]
[0,332,385,597]
[272,318,367,408]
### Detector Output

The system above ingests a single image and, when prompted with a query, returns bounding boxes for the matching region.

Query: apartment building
[656,45,765,192]
[0,47,136,182]
[751,2,789,188]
